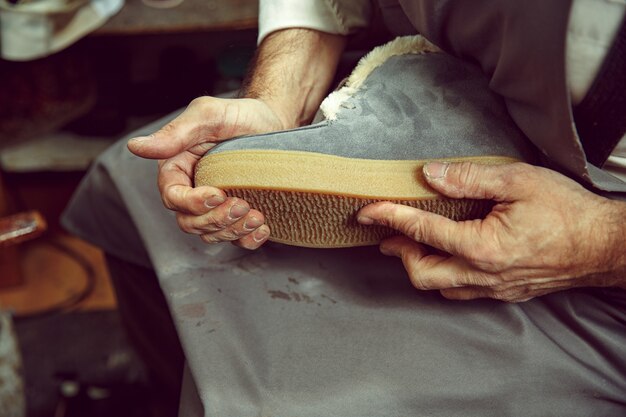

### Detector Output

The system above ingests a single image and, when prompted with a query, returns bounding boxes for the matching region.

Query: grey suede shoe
[195,36,537,248]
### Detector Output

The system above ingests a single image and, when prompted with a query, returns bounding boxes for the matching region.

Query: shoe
[195,36,537,248]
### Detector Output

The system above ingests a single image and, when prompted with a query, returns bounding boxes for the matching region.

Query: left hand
[128,97,285,250]
[357,162,626,302]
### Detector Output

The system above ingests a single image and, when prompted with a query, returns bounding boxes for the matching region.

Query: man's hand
[127,29,346,249]
[128,97,285,250]
[357,162,626,302]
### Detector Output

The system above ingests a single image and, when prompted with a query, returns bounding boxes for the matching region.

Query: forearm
[241,28,347,128]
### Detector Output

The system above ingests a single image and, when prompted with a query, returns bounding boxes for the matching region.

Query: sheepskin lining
[320,35,440,120]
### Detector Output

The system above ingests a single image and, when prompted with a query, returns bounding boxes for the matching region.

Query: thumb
[127,116,210,160]
[423,161,519,202]
[127,96,239,160]
[127,97,281,160]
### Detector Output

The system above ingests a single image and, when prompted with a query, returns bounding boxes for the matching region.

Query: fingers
[177,199,254,232]
[176,197,270,249]
[200,219,270,250]
[439,287,534,303]
[199,218,269,245]
[154,151,222,215]
[382,242,526,300]
[379,235,501,291]
[161,177,227,216]
[358,202,470,256]
[439,287,495,301]
[380,236,462,290]
[231,225,271,250]
[422,161,533,202]
[439,275,576,302]
[157,149,269,248]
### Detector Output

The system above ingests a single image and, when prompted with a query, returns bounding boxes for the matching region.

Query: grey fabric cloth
[396,0,626,194]
[210,52,538,164]
[63,122,626,417]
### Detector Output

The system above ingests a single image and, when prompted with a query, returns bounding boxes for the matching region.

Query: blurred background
[0,0,258,415]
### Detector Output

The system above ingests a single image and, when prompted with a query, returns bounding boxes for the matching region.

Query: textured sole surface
[224,188,491,248]
[195,150,516,248]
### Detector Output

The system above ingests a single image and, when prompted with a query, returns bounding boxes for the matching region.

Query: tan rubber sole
[195,150,517,248]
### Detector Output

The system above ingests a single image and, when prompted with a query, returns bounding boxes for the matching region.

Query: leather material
[208,52,538,164]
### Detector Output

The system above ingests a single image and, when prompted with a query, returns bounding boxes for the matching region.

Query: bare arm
[242,28,347,127]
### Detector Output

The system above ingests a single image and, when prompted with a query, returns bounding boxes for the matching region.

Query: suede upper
[206,52,538,163]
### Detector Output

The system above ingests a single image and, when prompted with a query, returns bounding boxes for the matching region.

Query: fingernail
[229,204,249,219]
[243,216,262,231]
[423,162,449,180]
[253,226,269,242]
[129,134,154,143]
[357,215,374,225]
[204,195,225,209]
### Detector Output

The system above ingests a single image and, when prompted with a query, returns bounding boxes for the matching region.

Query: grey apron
[63,122,626,417]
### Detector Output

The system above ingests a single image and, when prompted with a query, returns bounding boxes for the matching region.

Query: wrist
[252,97,302,130]
[240,28,346,128]
[588,198,626,288]
[242,97,298,132]
[606,199,626,288]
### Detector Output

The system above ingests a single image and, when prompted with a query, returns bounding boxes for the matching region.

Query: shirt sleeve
[258,0,371,44]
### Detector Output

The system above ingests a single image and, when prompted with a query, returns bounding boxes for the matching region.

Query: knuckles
[487,279,536,302]
[162,198,176,211]
[378,203,424,238]
[199,227,247,244]
[497,162,540,194]
[175,213,192,232]
[189,96,223,119]
[445,161,539,200]
[407,273,431,290]
[200,234,220,244]
[453,162,480,197]
[403,219,426,242]
[438,283,532,303]
[209,217,230,231]
[220,229,246,241]
[188,96,214,110]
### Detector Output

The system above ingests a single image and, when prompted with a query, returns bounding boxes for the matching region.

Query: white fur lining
[319,35,440,121]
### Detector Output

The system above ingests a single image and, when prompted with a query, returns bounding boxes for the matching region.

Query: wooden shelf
[95,0,258,36]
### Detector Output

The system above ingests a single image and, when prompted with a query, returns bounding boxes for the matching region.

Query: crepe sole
[195,150,517,248]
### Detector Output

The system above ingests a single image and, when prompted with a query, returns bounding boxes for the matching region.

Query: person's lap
[62,111,626,417]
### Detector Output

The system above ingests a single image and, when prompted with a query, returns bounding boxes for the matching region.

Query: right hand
[127,96,291,250]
